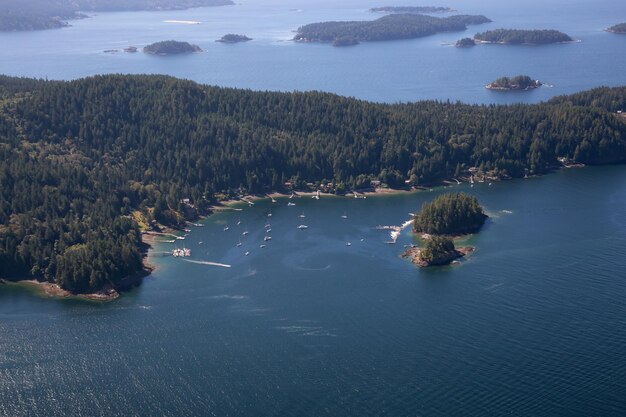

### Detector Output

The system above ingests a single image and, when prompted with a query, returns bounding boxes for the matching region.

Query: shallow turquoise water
[1,167,626,416]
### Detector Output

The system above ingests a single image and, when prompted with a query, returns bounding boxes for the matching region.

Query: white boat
[236,242,243,247]
[267,212,272,217]
[260,244,266,248]
[266,228,272,233]
[224,226,229,231]
[299,213,306,218]
[236,219,241,225]
[245,251,250,256]
[242,230,249,236]
[288,202,296,206]
[341,212,348,219]
[346,242,351,246]
[264,236,272,241]
[297,225,308,230]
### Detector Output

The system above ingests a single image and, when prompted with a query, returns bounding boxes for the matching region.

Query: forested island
[486,75,542,91]
[143,41,202,55]
[1,75,625,295]
[294,13,492,44]
[607,23,626,34]
[474,29,573,45]
[456,37,476,47]
[216,34,253,43]
[403,236,473,267]
[0,0,234,31]
[403,192,486,266]
[370,6,455,14]
[413,193,487,236]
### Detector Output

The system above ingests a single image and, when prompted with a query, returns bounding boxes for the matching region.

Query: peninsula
[216,34,253,43]
[370,6,455,14]
[294,13,492,45]
[486,75,542,91]
[474,29,573,45]
[143,41,202,55]
[0,75,625,296]
[607,23,626,34]
[0,0,234,32]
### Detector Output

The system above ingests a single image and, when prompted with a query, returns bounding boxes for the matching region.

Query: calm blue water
[0,0,625,103]
[2,1,626,416]
[1,167,626,416]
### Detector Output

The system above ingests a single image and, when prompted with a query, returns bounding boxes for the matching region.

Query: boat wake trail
[183,259,232,268]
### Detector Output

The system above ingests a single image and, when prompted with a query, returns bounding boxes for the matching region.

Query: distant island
[294,13,492,45]
[370,6,455,14]
[143,41,202,55]
[455,37,476,47]
[474,29,573,45]
[216,34,253,43]
[486,75,542,91]
[607,23,626,34]
[0,0,234,32]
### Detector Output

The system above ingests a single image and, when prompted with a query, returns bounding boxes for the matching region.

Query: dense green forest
[0,75,625,293]
[370,7,454,14]
[216,34,253,43]
[413,193,487,235]
[474,29,573,44]
[294,14,492,44]
[487,75,541,90]
[418,236,457,264]
[607,23,626,34]
[144,41,202,55]
[0,0,233,31]
[456,37,476,47]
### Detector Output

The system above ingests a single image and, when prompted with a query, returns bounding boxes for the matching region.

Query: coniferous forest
[0,74,625,293]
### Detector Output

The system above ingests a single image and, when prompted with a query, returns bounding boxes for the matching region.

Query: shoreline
[402,246,475,267]
[1,237,155,302]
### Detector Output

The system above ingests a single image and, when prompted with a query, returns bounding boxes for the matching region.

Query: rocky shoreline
[402,246,474,267]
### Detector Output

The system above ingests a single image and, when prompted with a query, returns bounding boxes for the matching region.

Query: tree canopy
[413,193,487,235]
[474,29,573,45]
[294,14,491,44]
[0,74,625,293]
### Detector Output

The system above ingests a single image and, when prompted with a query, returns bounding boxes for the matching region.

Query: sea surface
[0,0,625,103]
[1,0,626,416]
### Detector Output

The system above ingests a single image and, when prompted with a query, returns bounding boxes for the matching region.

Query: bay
[1,0,626,415]
[1,167,626,416]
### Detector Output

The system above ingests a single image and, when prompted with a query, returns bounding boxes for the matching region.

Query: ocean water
[0,0,625,103]
[1,167,626,416]
[1,1,626,416]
